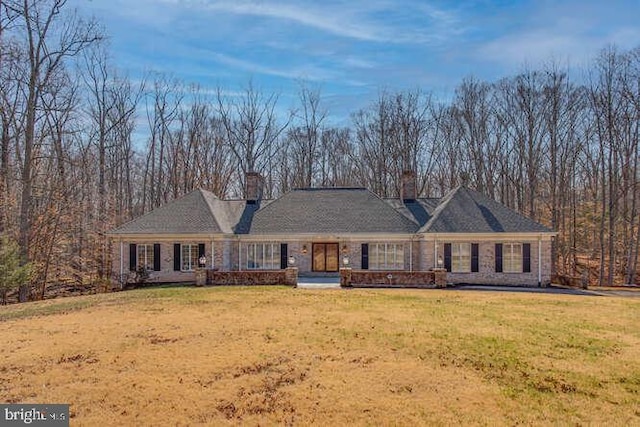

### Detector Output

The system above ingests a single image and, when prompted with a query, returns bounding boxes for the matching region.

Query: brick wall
[421,239,553,286]
[111,236,553,287]
[342,269,446,288]
[207,268,297,286]
[281,240,417,273]
[111,240,217,285]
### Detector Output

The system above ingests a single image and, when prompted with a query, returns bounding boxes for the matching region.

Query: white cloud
[478,24,640,72]
[478,30,589,68]
[475,1,640,71]
[197,0,385,42]
[151,0,464,45]
[209,51,340,82]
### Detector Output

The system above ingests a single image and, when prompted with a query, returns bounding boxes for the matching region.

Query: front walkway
[296,276,341,289]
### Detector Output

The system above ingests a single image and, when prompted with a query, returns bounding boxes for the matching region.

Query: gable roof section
[249,188,419,234]
[385,198,440,228]
[109,189,232,235]
[419,186,552,233]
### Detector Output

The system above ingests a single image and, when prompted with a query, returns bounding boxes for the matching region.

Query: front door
[312,243,339,272]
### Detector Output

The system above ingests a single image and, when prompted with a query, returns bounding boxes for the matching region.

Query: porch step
[297,276,341,289]
[299,272,339,278]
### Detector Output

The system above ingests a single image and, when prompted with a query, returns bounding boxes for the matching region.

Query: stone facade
[207,268,297,286]
[342,269,447,288]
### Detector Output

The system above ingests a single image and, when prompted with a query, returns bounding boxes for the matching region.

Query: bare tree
[83,42,142,280]
[216,80,290,197]
[286,83,327,188]
[10,0,100,300]
[143,74,183,210]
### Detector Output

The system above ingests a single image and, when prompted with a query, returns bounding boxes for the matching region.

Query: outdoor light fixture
[342,256,350,266]
[198,256,207,267]
[437,256,443,268]
[288,255,296,266]
[302,245,308,254]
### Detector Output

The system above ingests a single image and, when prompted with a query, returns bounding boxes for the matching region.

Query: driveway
[295,279,640,297]
[451,284,640,297]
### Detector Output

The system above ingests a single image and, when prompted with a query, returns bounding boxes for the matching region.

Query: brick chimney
[245,172,263,204]
[401,170,417,202]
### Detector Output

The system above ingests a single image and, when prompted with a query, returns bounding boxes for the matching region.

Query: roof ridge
[419,185,462,233]
[250,186,419,234]
[108,188,230,235]
[365,188,420,229]
[292,187,367,191]
[198,189,229,233]
[109,189,206,234]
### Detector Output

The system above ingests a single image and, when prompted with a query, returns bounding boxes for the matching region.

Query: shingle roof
[108,185,553,236]
[385,198,440,227]
[109,189,234,235]
[419,186,552,233]
[249,188,419,234]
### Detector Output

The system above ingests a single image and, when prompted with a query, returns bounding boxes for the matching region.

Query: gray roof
[385,198,440,227]
[109,189,239,235]
[108,185,553,236]
[419,186,552,233]
[249,188,419,234]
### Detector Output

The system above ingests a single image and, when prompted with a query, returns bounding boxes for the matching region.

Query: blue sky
[72,0,640,124]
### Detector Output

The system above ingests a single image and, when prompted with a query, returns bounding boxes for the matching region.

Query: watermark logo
[1,404,69,426]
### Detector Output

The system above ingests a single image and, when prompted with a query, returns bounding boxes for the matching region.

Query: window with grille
[246,243,281,270]
[369,243,404,270]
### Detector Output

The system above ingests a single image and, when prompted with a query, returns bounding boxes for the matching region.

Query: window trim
[137,244,155,271]
[503,243,523,273]
[246,242,281,270]
[451,242,471,273]
[181,243,199,272]
[369,243,404,270]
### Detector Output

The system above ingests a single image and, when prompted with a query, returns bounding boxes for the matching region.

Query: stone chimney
[245,171,263,204]
[401,170,417,202]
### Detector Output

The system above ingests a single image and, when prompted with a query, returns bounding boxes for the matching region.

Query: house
[108,172,556,286]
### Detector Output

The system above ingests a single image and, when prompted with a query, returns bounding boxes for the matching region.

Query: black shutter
[471,243,479,272]
[443,243,452,272]
[198,243,206,267]
[174,244,181,271]
[129,244,137,271]
[361,244,369,270]
[523,243,531,273]
[495,243,503,273]
[153,243,161,271]
[280,243,288,269]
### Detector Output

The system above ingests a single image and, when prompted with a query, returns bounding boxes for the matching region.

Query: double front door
[312,243,339,272]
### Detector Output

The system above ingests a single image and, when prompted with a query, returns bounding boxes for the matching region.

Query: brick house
[108,172,555,286]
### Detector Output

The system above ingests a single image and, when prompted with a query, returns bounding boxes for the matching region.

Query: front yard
[1,286,639,425]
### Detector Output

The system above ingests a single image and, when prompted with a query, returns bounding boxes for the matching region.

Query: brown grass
[1,286,639,426]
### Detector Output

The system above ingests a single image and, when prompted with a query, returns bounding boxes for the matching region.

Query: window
[369,243,404,270]
[247,243,281,270]
[503,243,522,273]
[451,243,471,273]
[137,244,155,270]
[181,244,199,271]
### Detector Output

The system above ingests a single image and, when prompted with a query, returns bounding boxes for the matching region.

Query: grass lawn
[1,286,639,425]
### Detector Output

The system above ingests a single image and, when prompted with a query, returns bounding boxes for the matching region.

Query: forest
[1,0,639,302]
